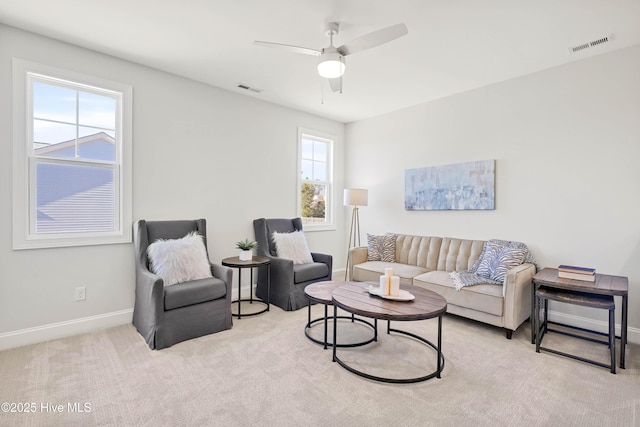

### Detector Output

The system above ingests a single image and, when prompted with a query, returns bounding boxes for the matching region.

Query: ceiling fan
[253,22,408,92]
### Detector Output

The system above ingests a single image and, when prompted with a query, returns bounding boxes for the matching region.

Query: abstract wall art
[405,159,495,210]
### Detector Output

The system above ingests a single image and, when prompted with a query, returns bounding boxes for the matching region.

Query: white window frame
[297,127,335,231]
[12,58,132,249]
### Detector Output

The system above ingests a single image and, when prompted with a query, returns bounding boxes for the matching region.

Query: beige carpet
[0,303,638,427]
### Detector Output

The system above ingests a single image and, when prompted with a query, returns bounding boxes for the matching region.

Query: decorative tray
[368,287,415,301]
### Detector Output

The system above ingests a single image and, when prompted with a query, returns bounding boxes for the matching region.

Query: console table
[531,267,628,369]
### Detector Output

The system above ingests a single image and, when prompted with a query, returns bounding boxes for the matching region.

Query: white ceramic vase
[239,250,253,261]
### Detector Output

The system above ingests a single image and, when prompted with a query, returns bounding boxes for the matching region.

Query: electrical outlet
[74,286,86,301]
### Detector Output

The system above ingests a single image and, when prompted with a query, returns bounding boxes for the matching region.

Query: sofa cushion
[164,276,226,310]
[353,261,429,286]
[414,270,504,317]
[395,235,442,269]
[436,237,486,272]
[293,262,329,283]
[367,233,396,262]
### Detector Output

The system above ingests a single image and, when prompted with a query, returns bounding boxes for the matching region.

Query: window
[13,59,132,249]
[297,128,334,230]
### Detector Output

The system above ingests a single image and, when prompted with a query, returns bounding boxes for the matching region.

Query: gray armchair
[133,219,232,349]
[253,218,332,311]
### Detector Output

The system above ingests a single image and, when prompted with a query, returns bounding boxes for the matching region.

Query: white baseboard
[0,309,133,352]
[2,292,636,353]
[231,284,254,301]
[547,309,639,344]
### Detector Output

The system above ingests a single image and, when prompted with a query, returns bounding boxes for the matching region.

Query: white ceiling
[1,0,639,123]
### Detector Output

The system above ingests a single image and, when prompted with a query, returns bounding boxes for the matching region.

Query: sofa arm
[502,263,536,331]
[348,246,368,280]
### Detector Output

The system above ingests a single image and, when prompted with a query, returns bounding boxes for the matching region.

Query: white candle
[390,276,400,296]
[384,268,394,277]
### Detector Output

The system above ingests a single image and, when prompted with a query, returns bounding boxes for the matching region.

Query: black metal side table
[221,256,270,319]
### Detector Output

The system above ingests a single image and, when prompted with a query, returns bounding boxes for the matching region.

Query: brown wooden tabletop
[221,256,270,268]
[533,267,628,296]
[305,280,354,304]
[332,282,447,321]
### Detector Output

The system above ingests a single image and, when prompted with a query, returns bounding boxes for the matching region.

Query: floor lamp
[344,188,368,280]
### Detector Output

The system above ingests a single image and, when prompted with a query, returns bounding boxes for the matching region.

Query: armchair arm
[312,252,333,279]
[348,246,368,280]
[211,263,233,297]
[266,256,295,286]
[132,265,165,349]
[502,263,536,331]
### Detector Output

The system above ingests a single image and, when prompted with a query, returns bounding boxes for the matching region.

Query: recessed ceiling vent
[569,33,615,54]
[237,83,262,93]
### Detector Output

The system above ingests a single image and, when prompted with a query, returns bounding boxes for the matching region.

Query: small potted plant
[236,238,258,261]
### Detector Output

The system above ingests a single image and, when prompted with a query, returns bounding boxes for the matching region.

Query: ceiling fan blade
[337,23,408,56]
[327,77,342,93]
[253,41,321,56]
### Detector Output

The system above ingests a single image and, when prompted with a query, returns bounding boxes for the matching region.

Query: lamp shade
[344,188,368,207]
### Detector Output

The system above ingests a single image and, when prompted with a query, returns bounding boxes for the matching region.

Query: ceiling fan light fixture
[317,53,345,78]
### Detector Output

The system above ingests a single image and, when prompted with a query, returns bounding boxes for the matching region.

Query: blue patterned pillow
[367,233,396,262]
[476,245,526,282]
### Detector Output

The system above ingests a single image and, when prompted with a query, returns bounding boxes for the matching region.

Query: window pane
[301,183,326,223]
[35,162,116,233]
[313,141,327,162]
[301,159,313,180]
[301,139,313,160]
[79,91,116,130]
[33,81,76,123]
[78,128,116,162]
[33,119,76,157]
[313,160,327,181]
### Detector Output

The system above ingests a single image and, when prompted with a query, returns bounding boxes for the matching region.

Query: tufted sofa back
[394,234,486,272]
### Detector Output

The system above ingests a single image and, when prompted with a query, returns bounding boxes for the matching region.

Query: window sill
[302,223,336,232]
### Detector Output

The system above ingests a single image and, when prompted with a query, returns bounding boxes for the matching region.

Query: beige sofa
[348,234,536,339]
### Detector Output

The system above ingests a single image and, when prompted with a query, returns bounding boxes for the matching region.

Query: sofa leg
[505,329,513,339]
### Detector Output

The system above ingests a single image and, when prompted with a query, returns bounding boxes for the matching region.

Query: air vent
[569,33,615,54]
[237,83,262,93]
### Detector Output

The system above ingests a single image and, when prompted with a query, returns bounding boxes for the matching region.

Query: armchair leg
[505,329,513,339]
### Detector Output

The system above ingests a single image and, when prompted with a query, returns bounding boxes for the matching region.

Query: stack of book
[557,265,596,282]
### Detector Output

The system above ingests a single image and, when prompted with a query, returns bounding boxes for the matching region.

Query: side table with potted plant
[236,238,257,261]
[221,239,271,319]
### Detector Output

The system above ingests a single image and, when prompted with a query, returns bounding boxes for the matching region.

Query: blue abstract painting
[405,160,495,210]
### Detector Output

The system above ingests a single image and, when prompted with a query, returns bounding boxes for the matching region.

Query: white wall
[0,25,345,349]
[345,45,640,342]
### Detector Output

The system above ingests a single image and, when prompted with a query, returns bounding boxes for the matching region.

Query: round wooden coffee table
[331,282,447,383]
[304,281,377,349]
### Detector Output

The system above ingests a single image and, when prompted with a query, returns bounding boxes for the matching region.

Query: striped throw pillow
[476,245,526,283]
[367,233,396,262]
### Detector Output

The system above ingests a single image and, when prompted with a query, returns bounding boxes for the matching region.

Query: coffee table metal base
[332,308,445,384]
[305,303,377,349]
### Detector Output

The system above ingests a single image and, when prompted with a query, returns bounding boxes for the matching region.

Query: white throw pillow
[147,231,213,286]
[272,231,314,265]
